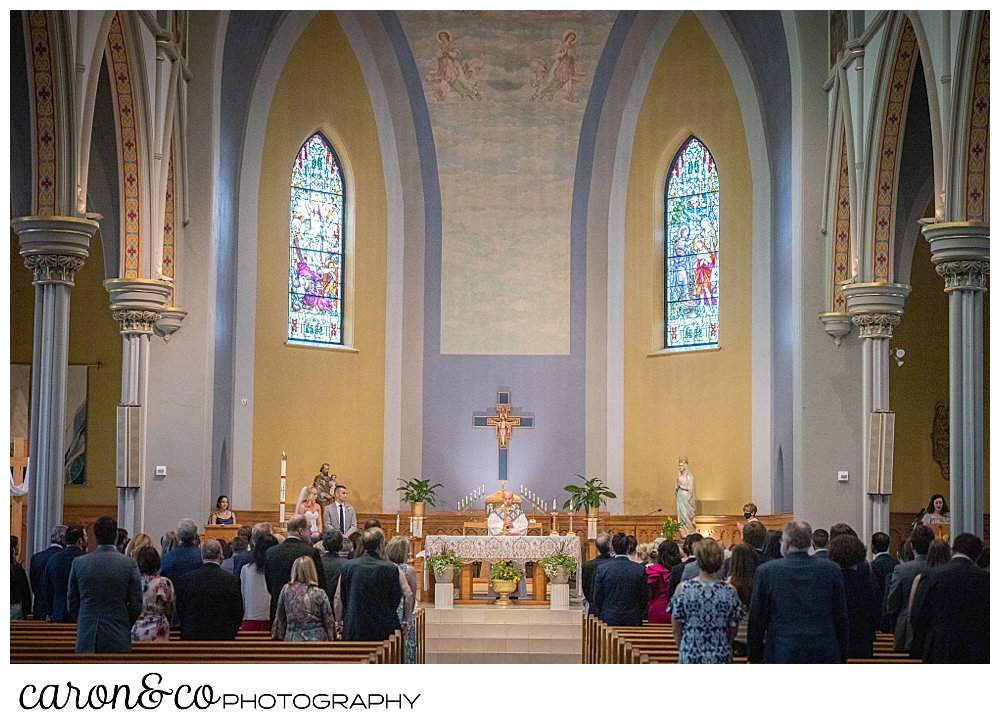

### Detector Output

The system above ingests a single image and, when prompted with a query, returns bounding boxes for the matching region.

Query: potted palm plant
[539,544,578,585]
[562,475,617,518]
[396,477,442,517]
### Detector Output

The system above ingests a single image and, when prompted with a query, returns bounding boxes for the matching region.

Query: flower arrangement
[539,544,578,578]
[660,516,682,540]
[489,560,522,583]
[426,548,463,577]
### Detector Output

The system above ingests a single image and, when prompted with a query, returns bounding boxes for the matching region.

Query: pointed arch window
[665,137,719,349]
[288,133,345,346]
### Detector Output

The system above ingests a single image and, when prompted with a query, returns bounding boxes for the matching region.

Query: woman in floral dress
[272,556,336,641]
[131,547,174,642]
[385,536,418,663]
[668,538,743,663]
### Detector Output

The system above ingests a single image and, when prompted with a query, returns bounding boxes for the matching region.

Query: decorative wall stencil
[829,10,848,71]
[932,402,949,480]
[964,11,989,222]
[64,366,87,486]
[398,11,617,355]
[163,137,176,306]
[871,17,918,282]
[832,126,851,312]
[26,11,57,216]
[107,11,141,279]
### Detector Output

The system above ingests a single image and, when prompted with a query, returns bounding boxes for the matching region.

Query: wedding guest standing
[272,556,337,641]
[131,547,175,642]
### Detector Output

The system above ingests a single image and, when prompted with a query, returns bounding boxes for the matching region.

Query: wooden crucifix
[473,391,534,483]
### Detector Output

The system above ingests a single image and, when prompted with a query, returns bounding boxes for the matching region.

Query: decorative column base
[924,222,989,539]
[12,216,98,558]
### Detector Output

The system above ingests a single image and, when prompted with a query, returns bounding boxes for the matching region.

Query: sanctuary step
[424,605,582,664]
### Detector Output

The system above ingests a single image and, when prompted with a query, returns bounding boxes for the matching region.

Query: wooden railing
[582,615,916,664]
[10,614,425,664]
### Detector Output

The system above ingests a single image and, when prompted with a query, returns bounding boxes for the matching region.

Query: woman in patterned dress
[668,538,743,663]
[272,556,336,641]
[385,536,418,664]
[131,547,174,642]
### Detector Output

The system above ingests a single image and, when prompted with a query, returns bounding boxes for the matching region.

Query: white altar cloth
[423,535,582,596]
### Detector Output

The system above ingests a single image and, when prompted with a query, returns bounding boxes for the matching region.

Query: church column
[12,216,99,557]
[105,278,173,536]
[922,222,989,539]
[843,282,911,543]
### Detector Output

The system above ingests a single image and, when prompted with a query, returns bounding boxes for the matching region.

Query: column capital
[12,215,98,285]
[105,278,173,336]
[842,282,910,338]
[922,222,990,292]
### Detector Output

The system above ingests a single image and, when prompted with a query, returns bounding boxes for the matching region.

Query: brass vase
[492,579,517,606]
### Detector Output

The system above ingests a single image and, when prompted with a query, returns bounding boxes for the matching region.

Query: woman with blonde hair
[296,486,323,537]
[384,536,417,663]
[160,531,180,555]
[272,555,336,641]
[125,533,155,558]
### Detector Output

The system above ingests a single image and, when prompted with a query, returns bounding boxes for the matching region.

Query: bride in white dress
[295,486,323,536]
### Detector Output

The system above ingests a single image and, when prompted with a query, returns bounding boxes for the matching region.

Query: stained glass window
[288,133,344,346]
[665,137,719,349]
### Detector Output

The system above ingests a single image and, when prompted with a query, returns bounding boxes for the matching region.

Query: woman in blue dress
[384,536,418,664]
[668,538,743,663]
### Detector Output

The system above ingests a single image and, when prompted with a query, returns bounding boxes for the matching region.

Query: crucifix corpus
[473,391,534,488]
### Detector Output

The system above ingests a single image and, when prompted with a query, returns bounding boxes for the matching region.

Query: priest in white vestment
[488,490,528,598]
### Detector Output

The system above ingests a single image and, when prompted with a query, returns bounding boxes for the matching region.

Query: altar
[424,534,582,601]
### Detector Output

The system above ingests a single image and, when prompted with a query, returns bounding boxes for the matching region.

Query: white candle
[396,514,400,533]
[553,499,557,511]
[279,452,287,523]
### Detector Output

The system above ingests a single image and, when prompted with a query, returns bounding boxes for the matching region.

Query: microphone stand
[635,508,663,537]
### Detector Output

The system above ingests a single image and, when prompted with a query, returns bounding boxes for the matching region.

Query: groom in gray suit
[68,515,143,653]
[322,484,357,536]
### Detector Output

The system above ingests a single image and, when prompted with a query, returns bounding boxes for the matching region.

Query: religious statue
[675,457,696,537]
[312,463,336,507]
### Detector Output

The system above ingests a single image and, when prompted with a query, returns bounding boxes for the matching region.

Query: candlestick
[280,452,287,524]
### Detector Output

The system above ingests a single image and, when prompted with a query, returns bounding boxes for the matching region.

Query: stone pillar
[843,282,911,544]
[923,222,989,539]
[105,278,173,536]
[12,216,99,558]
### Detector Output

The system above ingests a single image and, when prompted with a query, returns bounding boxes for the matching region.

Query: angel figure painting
[426,30,484,101]
[530,30,585,101]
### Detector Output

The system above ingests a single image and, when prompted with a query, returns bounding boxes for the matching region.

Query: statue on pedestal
[675,457,696,537]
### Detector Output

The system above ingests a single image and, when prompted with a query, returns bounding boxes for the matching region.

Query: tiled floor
[424,605,582,664]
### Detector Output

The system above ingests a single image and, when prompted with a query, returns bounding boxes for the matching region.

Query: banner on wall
[9,364,88,486]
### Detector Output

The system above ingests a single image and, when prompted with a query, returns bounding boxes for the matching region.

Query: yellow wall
[623,12,753,516]
[890,231,990,513]
[252,12,387,512]
[9,228,123,506]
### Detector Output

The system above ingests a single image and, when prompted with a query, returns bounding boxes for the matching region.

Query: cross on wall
[473,391,534,484]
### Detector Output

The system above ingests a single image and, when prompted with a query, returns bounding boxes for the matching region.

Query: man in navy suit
[869,532,897,632]
[747,521,848,663]
[590,532,648,626]
[29,525,65,619]
[910,533,989,663]
[43,524,88,622]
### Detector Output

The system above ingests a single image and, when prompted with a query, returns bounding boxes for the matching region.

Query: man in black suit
[334,527,412,642]
[29,525,66,619]
[811,528,829,558]
[581,532,613,614]
[869,532,897,632]
[883,524,934,651]
[265,515,326,622]
[320,529,346,606]
[176,539,244,640]
[667,533,702,600]
[742,521,770,565]
[747,521,848,663]
[910,533,989,663]
[590,532,648,626]
[43,524,88,622]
